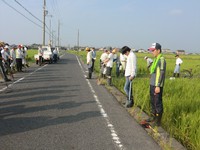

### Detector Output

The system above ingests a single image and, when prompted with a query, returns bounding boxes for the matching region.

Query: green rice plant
[27,49,38,63]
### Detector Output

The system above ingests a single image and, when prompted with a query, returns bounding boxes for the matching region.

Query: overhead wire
[1,0,43,29]
[14,0,43,24]
[2,0,57,42]
[14,0,51,35]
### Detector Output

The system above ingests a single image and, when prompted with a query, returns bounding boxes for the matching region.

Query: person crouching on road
[86,47,92,79]
[147,43,166,126]
[121,46,137,108]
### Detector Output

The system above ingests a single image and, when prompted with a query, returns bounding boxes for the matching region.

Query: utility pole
[77,29,79,51]
[42,0,46,46]
[58,20,60,47]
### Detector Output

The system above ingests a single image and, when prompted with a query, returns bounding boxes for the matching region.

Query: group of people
[0,43,28,82]
[85,43,167,126]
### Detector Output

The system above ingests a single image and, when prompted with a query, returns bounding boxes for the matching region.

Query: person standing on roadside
[147,43,166,126]
[100,48,108,78]
[120,52,127,76]
[173,54,183,78]
[10,45,17,71]
[104,48,116,86]
[38,46,43,66]
[121,46,137,108]
[91,48,96,72]
[86,47,92,79]
[0,45,11,82]
[16,45,24,72]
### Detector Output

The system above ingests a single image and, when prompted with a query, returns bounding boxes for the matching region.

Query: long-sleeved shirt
[106,53,114,67]
[175,58,183,65]
[87,51,92,68]
[16,48,24,59]
[150,56,166,87]
[125,51,137,77]
[100,53,108,62]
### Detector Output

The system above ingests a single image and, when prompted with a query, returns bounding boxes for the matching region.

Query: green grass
[27,49,38,63]
[69,50,200,150]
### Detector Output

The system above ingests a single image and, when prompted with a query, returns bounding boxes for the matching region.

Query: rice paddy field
[69,50,200,150]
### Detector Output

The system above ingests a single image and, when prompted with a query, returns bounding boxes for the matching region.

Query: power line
[14,0,43,24]
[1,0,55,40]
[1,0,43,29]
[14,0,51,34]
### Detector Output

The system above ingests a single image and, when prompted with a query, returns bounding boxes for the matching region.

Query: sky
[0,0,200,53]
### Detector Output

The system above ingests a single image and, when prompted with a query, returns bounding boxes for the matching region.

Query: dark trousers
[88,67,92,79]
[91,59,95,72]
[150,85,163,115]
[16,58,22,71]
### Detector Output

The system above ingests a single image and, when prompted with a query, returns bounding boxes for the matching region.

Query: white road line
[0,64,48,92]
[76,56,125,150]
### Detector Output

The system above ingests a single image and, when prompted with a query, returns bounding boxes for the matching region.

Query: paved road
[0,53,161,150]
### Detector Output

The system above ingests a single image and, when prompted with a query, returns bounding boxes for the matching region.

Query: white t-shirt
[87,51,92,68]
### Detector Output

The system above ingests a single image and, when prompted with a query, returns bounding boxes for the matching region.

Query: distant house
[162,49,172,53]
[176,50,185,55]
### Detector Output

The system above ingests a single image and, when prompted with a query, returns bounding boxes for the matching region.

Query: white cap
[4,45,9,49]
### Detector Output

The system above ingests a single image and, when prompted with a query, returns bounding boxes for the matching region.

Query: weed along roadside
[70,51,193,150]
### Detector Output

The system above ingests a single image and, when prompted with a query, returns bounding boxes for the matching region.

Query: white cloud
[169,9,183,16]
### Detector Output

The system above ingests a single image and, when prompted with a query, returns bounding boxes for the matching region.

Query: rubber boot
[89,72,92,79]
[177,73,180,78]
[155,113,162,126]
[173,73,176,77]
[107,78,112,86]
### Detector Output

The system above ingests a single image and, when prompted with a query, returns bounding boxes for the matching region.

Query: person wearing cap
[144,56,153,71]
[1,45,13,73]
[121,46,137,108]
[86,47,93,79]
[173,54,183,77]
[147,43,166,126]
[100,48,108,78]
[0,45,11,82]
[104,47,115,86]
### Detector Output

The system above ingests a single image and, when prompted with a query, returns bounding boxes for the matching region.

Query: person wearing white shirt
[120,53,127,75]
[16,45,24,72]
[104,48,116,86]
[121,46,137,108]
[100,49,108,78]
[86,47,92,79]
[173,54,183,77]
[10,46,17,71]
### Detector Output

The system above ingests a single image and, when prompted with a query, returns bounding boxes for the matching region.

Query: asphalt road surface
[0,53,161,150]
